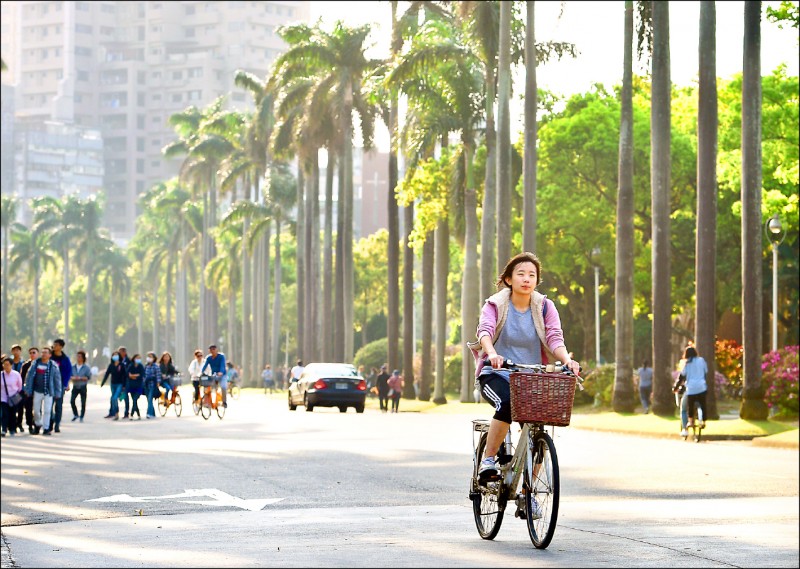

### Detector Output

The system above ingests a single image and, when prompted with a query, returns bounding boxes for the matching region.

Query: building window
[136,159,145,174]
[77,70,89,81]
[172,71,182,80]
[137,138,145,152]
[228,21,244,32]
[137,115,145,129]
[151,116,162,124]
[187,90,201,101]
[171,93,182,103]
[76,1,90,11]
[152,93,161,101]
[75,46,92,56]
[185,27,195,38]
[76,24,92,34]
[188,67,203,78]
[185,5,196,15]
[137,93,146,107]
[152,71,161,79]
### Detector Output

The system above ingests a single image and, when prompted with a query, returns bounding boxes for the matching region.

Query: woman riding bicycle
[467,252,581,480]
[159,351,178,402]
[674,345,708,438]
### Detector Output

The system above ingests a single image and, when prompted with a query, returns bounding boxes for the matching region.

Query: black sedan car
[288,362,367,413]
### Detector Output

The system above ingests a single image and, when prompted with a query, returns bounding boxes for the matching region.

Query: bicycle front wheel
[174,393,182,417]
[525,430,559,549]
[471,432,506,540]
[201,397,212,420]
[216,398,226,419]
[230,384,240,400]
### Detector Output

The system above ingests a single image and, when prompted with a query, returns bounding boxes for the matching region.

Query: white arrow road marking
[87,488,284,512]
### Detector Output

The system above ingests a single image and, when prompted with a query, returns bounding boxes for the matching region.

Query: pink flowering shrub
[762,345,799,417]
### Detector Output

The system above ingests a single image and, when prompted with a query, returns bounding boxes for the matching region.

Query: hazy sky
[309,1,799,151]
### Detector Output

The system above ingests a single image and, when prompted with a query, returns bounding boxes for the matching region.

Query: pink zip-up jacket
[467,288,566,381]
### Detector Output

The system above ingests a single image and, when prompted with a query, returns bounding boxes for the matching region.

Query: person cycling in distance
[467,252,581,480]
[201,344,228,408]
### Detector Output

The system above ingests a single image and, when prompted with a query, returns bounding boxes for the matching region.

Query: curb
[571,425,799,449]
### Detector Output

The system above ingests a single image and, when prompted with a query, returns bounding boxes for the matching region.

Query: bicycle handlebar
[482,357,584,387]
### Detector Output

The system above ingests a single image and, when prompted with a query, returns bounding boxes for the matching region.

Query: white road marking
[86,488,283,511]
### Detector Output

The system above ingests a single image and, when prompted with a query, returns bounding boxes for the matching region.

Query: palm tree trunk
[311,156,321,361]
[334,149,345,361]
[2,225,8,350]
[420,232,434,401]
[176,246,187,369]
[612,0,636,413]
[262,224,272,381]
[34,268,40,346]
[323,152,335,361]
[740,0,767,420]
[696,0,719,420]
[152,279,160,353]
[296,165,306,362]
[271,216,283,373]
[480,61,497,304]
[433,219,449,405]
[496,0,512,265]
[402,201,415,398]
[461,144,480,403]
[138,279,144,356]
[200,191,208,347]
[343,84,355,362]
[522,0,538,252]
[63,241,70,345]
[304,153,318,360]
[242,202,251,380]
[207,179,219,347]
[165,265,172,353]
[650,2,673,417]
[387,7,402,371]
[227,285,235,364]
[107,281,114,355]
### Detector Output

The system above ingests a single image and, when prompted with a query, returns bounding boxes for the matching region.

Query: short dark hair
[77,350,87,361]
[11,344,22,351]
[209,344,217,350]
[683,345,698,361]
[53,338,65,347]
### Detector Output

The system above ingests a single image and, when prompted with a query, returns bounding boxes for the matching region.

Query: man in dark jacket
[50,338,72,433]
[376,364,391,413]
[19,347,39,434]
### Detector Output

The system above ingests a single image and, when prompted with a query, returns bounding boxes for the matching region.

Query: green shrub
[444,351,462,393]
[583,363,616,408]
[353,338,403,371]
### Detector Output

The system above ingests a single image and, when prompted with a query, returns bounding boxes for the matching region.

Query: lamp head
[768,214,782,235]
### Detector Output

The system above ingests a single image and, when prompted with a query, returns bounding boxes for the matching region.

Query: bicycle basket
[509,372,576,426]
[170,375,183,387]
[199,376,216,387]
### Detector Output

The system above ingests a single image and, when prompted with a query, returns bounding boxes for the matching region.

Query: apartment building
[1,0,310,242]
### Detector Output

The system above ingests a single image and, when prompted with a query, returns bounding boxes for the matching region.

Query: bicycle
[228,377,241,400]
[469,359,582,549]
[194,375,225,420]
[157,373,183,417]
[673,378,704,443]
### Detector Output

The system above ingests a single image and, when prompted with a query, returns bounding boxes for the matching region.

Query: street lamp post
[765,214,785,352]
[591,247,601,364]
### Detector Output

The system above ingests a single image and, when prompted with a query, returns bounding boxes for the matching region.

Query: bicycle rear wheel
[693,403,703,443]
[471,432,506,540]
[525,430,559,549]
[230,384,240,400]
[158,396,167,417]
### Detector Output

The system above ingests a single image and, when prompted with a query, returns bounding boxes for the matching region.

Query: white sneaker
[530,497,542,520]
[478,457,498,478]
[680,429,688,437]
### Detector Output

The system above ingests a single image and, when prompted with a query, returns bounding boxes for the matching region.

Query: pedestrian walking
[127,354,145,420]
[262,364,273,394]
[101,351,128,420]
[50,338,72,433]
[19,347,39,433]
[1,355,24,437]
[23,346,62,435]
[376,364,390,413]
[636,359,653,414]
[70,350,91,422]
[388,369,404,413]
[143,352,161,419]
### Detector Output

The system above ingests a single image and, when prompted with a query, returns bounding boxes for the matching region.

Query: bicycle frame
[472,420,541,500]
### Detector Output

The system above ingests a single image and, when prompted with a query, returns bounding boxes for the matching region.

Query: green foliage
[444,350,462,394]
[354,230,391,338]
[762,345,799,418]
[354,337,404,371]
[716,338,744,400]
[582,364,616,408]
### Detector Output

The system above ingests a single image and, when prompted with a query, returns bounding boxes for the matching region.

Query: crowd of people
[0,340,247,435]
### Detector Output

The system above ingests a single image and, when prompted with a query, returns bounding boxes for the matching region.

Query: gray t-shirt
[480,304,542,382]
[637,366,653,388]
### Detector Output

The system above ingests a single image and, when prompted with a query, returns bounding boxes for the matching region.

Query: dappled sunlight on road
[1,477,43,491]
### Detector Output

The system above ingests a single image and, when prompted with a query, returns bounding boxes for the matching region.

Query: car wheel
[338,406,347,413]
[355,403,365,413]
[288,393,297,411]
[304,394,314,412]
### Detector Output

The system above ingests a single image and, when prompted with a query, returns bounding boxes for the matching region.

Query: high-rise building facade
[1,0,310,242]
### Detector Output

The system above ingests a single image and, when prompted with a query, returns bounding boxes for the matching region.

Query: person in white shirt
[188,349,204,403]
[290,360,304,381]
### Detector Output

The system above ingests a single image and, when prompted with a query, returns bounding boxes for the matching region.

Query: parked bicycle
[469,359,582,549]
[157,373,183,417]
[193,375,225,420]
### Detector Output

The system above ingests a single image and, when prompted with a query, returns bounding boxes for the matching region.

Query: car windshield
[307,363,358,377]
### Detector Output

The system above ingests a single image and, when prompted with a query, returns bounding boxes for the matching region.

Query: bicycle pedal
[497,454,513,466]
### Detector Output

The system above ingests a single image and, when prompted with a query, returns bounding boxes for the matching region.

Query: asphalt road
[1,385,798,568]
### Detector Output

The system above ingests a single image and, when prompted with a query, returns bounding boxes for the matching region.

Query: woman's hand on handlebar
[485,352,505,370]
[565,359,581,376]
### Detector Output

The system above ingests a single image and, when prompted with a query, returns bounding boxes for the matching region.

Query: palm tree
[650,2,673,416]
[31,194,83,345]
[496,0,512,265]
[695,0,719,420]
[96,244,130,358]
[1,195,20,350]
[740,0,768,420]
[273,21,379,362]
[9,224,55,344]
[612,0,636,413]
